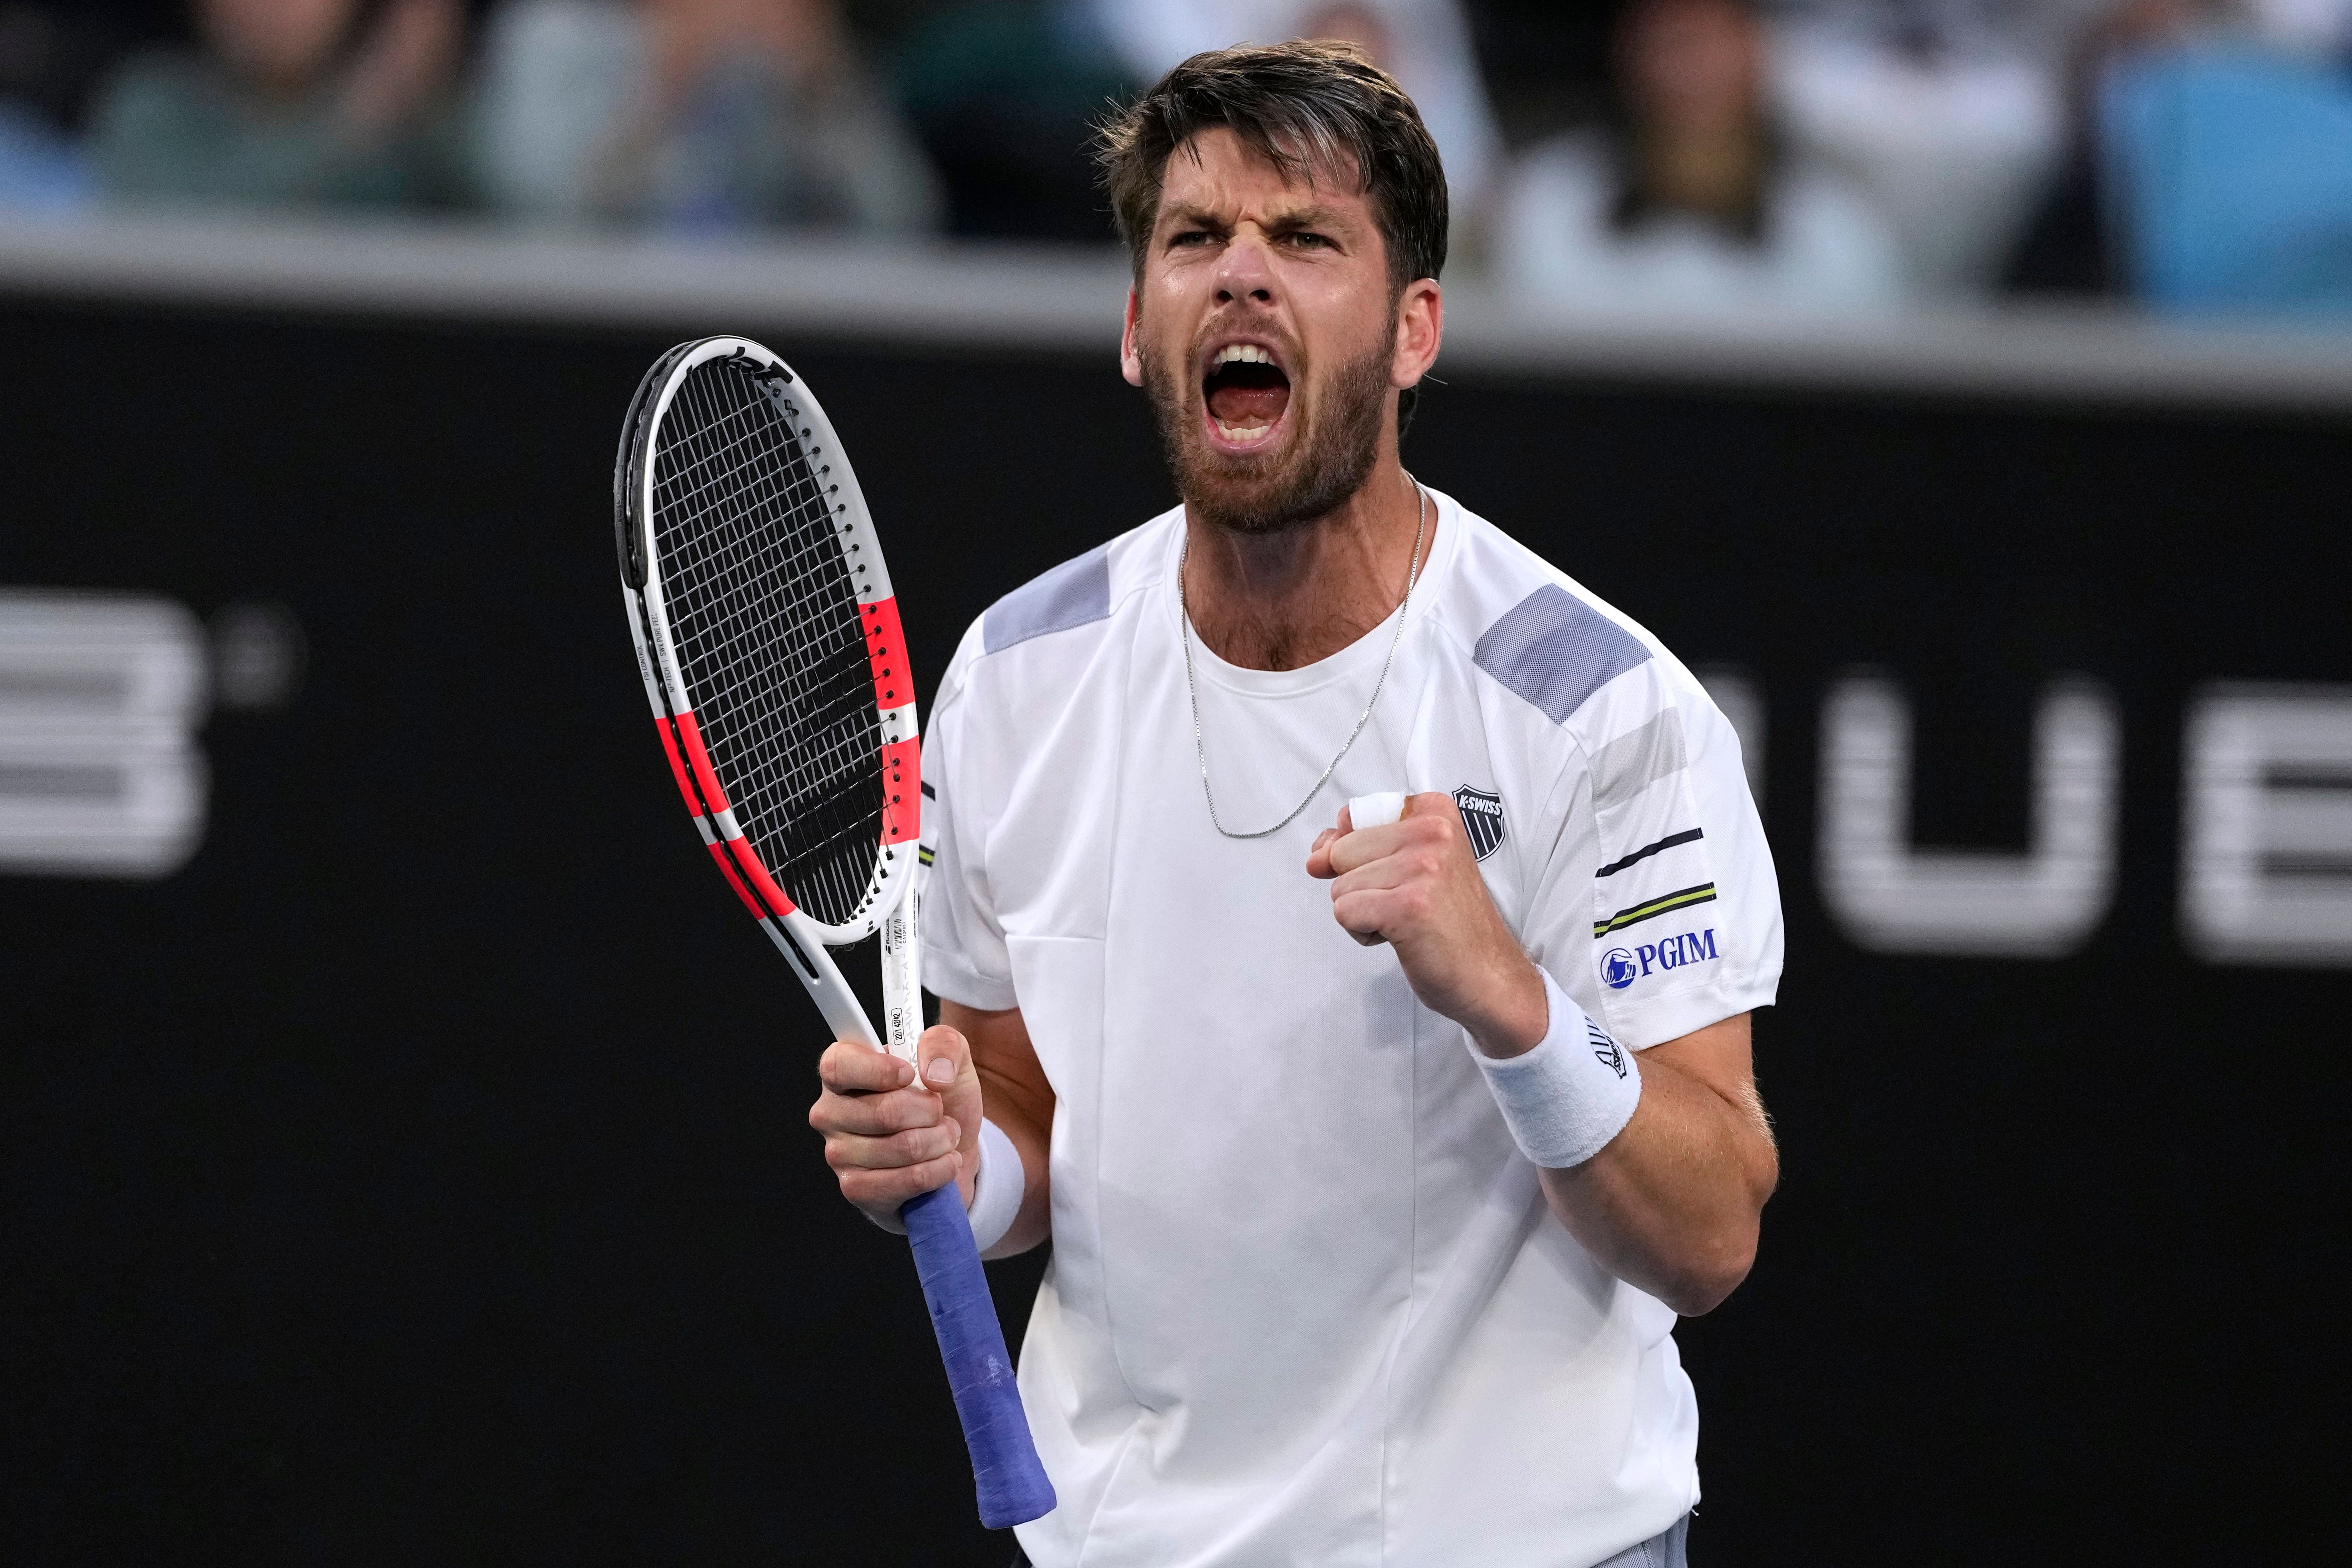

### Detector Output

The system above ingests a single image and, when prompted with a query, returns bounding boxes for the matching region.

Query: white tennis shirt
[920,491,1782,1568]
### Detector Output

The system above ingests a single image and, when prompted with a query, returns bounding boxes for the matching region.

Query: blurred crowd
[3,0,2350,314]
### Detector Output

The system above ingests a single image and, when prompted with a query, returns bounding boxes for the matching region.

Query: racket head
[617,336,919,946]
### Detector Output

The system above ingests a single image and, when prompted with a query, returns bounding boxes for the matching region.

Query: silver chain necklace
[1179,477,1427,840]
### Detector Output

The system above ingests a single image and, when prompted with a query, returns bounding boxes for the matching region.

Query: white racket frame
[619,336,925,1062]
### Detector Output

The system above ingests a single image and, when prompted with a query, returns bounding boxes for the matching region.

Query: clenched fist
[1306,791,1549,1059]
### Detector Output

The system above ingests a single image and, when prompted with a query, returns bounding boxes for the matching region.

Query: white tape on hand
[1348,791,1407,829]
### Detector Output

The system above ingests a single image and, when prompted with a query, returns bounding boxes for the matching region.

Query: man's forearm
[975,1064,1054,1259]
[1536,1014,1776,1316]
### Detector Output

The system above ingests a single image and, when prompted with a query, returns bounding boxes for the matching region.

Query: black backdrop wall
[2,298,2344,1565]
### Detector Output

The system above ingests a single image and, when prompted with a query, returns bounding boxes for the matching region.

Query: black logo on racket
[1452,784,1507,861]
[729,350,799,420]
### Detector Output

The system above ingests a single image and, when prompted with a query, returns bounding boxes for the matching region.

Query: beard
[1142,326,1393,537]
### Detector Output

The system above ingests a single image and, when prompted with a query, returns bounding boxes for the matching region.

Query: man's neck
[1181,463,1428,673]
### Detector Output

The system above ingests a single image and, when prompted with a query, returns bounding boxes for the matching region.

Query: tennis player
[810,40,1781,1568]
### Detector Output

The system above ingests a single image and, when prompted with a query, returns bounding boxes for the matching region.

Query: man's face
[1121,128,1410,535]
[203,0,359,94]
[1621,0,1760,137]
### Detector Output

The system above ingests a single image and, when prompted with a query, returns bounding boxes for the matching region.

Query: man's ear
[1120,288,1145,388]
[1390,278,1443,391]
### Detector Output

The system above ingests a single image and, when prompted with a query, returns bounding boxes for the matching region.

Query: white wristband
[861,1116,1025,1249]
[1474,970,1641,1168]
[964,1117,1025,1254]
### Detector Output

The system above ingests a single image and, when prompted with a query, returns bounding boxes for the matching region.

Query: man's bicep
[1571,677,1783,1047]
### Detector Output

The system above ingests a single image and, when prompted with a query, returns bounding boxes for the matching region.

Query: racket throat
[762,912,879,1050]
[765,916,823,983]
[879,882,925,1063]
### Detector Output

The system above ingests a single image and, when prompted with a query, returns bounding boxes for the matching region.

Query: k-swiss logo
[1452,784,1507,860]
[1585,1019,1628,1079]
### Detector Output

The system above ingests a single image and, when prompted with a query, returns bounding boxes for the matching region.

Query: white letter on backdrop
[1819,674,2119,957]
[2182,683,2352,967]
[0,590,209,879]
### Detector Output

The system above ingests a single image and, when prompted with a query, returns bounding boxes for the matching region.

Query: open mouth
[1203,344,1291,447]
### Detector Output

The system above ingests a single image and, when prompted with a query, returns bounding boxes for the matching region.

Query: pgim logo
[1602,930,1721,989]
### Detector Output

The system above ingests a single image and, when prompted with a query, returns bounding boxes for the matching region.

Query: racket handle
[900,1182,1057,1530]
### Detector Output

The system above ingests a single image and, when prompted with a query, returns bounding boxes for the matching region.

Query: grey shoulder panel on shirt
[981,543,1113,654]
[1471,583,1651,725]
[1587,707,1687,804]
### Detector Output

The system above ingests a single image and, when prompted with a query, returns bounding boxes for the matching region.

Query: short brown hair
[1094,40,1449,293]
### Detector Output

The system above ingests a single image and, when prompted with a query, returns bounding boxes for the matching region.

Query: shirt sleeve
[1519,662,1783,1051]
[918,645,1019,1011]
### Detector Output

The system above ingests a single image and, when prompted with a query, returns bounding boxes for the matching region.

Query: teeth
[1213,419,1274,445]
[1214,344,1273,366]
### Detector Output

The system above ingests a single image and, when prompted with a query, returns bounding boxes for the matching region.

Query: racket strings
[670,378,879,919]
[663,376,877,923]
[651,356,883,927]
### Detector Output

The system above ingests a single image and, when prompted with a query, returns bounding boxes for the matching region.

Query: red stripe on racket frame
[653,714,699,813]
[671,709,732,814]
[862,597,911,711]
[724,835,799,919]
[881,737,921,845]
[706,840,764,916]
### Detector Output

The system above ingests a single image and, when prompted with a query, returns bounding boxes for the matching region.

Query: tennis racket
[612,334,1055,1530]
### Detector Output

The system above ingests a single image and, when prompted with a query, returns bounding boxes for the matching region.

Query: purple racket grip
[899,1182,1057,1530]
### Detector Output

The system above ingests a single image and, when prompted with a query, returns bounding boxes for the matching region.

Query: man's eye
[1286,232,1334,250]
[1170,230,1214,247]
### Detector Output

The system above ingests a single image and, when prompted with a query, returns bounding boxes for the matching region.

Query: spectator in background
[2002,0,2202,296]
[471,0,937,234]
[2073,0,2352,312]
[2248,0,2352,53]
[0,95,82,212]
[1495,0,1902,313]
[1089,0,1501,216]
[90,0,467,209]
[0,4,120,212]
[1771,3,2064,300]
[894,0,1135,241]
[0,94,84,213]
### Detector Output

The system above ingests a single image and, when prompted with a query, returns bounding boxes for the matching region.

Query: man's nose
[1214,230,1277,306]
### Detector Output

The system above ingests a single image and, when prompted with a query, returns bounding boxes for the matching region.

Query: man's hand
[1307,792,1549,1058]
[807,1024,984,1226]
